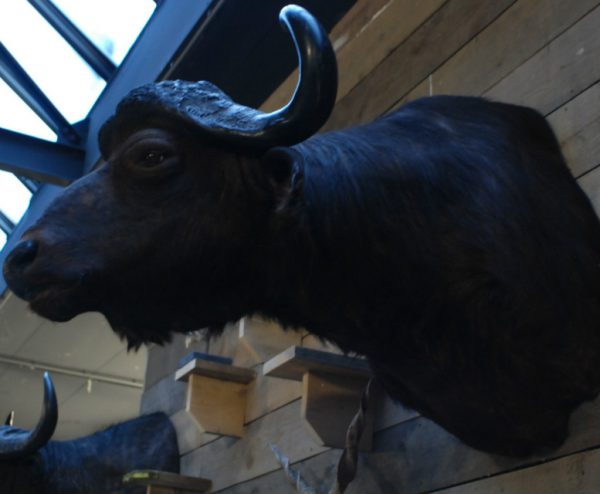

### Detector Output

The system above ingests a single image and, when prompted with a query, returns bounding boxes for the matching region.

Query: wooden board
[180,399,329,492]
[186,374,249,437]
[140,374,188,417]
[170,409,219,456]
[217,393,600,494]
[548,81,600,178]
[123,470,211,493]
[301,371,372,449]
[244,365,303,424]
[324,0,516,131]
[486,4,600,114]
[436,447,600,494]
[175,357,256,384]
[426,0,600,97]
[263,345,371,381]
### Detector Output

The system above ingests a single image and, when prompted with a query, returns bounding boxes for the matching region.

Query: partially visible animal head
[0,373,179,493]
[2,5,336,348]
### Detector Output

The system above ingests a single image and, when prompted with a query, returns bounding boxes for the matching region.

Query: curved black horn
[209,4,337,148]
[0,372,58,459]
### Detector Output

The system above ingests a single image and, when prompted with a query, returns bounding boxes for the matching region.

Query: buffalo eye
[116,129,183,179]
[139,150,168,167]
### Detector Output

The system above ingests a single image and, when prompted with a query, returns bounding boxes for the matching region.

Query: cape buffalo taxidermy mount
[4,4,600,458]
[0,373,179,493]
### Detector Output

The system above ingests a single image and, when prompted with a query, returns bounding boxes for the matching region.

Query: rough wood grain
[140,374,187,417]
[175,357,256,384]
[181,399,329,492]
[244,365,302,423]
[324,0,516,131]
[548,81,600,178]
[217,393,600,494]
[186,374,248,437]
[486,4,600,114]
[428,0,599,97]
[302,371,373,449]
[435,447,600,494]
[263,345,371,381]
[170,409,219,456]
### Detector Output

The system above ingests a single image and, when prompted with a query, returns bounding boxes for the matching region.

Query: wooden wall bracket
[122,470,212,494]
[263,346,374,449]
[175,352,256,438]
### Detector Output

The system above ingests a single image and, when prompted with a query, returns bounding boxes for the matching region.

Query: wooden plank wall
[141,0,600,492]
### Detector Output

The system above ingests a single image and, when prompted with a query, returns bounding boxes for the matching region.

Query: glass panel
[0,79,56,141]
[0,171,33,224]
[0,0,105,123]
[0,230,6,251]
[50,0,156,65]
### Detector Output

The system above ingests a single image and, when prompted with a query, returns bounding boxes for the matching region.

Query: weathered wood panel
[436,448,600,494]
[181,399,329,491]
[486,4,600,114]
[218,394,600,493]
[548,82,600,178]
[428,0,599,97]
[324,0,516,131]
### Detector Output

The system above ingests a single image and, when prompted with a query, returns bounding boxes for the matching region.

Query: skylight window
[51,0,155,66]
[0,78,56,141]
[0,171,32,224]
[0,0,106,125]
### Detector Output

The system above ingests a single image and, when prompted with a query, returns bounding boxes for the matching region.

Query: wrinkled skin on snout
[4,119,283,348]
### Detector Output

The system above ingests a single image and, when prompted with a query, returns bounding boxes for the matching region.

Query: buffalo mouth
[3,241,90,321]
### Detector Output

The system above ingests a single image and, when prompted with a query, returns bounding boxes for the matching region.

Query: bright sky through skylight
[0,0,155,250]
[0,170,32,223]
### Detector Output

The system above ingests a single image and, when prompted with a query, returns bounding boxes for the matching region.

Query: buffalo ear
[260,147,303,205]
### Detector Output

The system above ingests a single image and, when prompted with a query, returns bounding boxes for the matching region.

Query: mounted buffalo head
[0,374,178,493]
[3,4,336,348]
[4,4,600,458]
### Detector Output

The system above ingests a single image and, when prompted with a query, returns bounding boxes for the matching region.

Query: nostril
[6,240,39,271]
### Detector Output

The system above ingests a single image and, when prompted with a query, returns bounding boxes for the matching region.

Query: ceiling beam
[0,210,15,235]
[0,43,81,145]
[27,0,117,81]
[0,127,84,185]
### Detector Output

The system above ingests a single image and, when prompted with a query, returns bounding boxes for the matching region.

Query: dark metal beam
[27,0,117,81]
[17,176,40,193]
[0,127,84,185]
[0,210,15,236]
[0,43,81,144]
